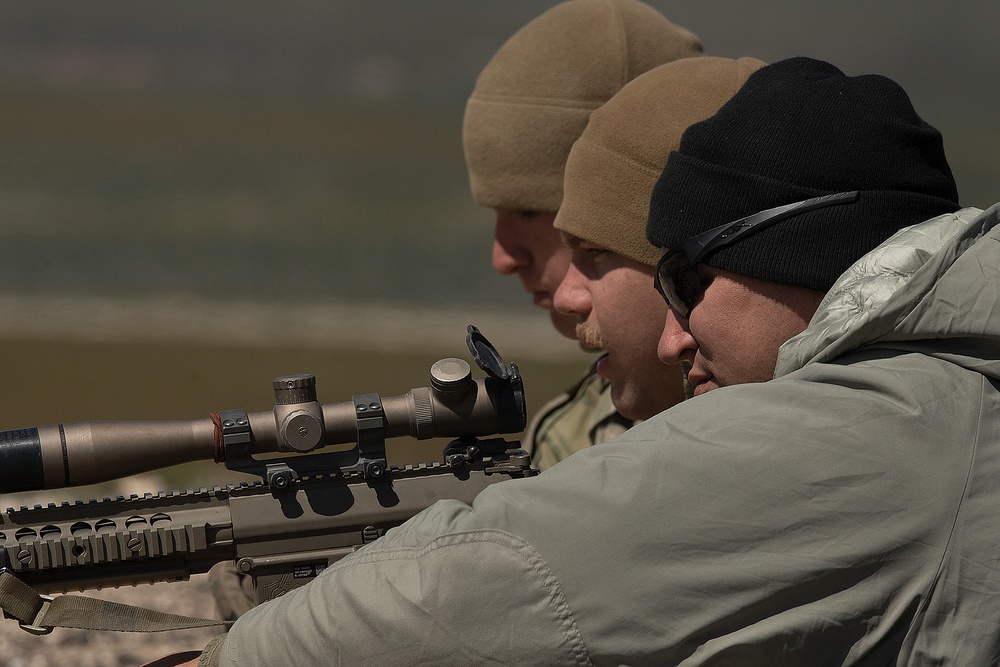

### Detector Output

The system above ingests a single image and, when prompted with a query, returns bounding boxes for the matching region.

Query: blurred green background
[0,1,997,496]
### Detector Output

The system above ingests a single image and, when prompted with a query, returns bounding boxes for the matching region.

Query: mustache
[575,322,606,350]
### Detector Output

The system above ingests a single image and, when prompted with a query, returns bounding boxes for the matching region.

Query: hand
[139,650,202,667]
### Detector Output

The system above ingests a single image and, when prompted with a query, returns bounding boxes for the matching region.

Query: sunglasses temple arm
[688,191,861,261]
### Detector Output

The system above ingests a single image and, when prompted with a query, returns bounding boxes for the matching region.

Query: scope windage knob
[430,358,473,400]
[273,374,324,452]
[273,374,317,405]
[280,411,324,452]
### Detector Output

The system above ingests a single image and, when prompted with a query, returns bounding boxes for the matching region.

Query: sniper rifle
[0,325,535,635]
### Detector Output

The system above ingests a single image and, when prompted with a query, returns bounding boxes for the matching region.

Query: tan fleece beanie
[463,0,702,213]
[554,56,766,266]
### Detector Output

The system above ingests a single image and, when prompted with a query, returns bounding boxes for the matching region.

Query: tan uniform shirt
[524,365,633,471]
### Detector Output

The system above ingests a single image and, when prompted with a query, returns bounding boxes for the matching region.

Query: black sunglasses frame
[654,191,860,317]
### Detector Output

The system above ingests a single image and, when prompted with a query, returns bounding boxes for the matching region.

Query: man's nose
[491,237,528,276]
[553,262,591,318]
[657,307,696,364]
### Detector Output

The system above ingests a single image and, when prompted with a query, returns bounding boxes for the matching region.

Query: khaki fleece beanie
[554,56,765,266]
[463,0,702,213]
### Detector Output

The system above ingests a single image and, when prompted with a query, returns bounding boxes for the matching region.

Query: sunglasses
[654,191,859,317]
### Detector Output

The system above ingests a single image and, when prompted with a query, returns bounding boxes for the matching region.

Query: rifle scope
[0,326,525,493]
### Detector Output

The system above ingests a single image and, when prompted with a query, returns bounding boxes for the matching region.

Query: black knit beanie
[645,57,960,292]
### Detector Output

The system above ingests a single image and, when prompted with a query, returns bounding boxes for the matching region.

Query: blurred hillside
[0,0,996,312]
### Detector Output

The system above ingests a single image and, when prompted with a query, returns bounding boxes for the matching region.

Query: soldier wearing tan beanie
[551,56,765,443]
[462,0,702,469]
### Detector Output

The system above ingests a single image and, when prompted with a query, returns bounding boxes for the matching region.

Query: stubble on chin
[575,321,606,351]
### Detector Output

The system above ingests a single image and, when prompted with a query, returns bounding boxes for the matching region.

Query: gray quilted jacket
[210,204,1000,666]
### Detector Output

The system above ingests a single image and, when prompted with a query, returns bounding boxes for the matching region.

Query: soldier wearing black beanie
[149,54,1000,667]
[646,56,961,292]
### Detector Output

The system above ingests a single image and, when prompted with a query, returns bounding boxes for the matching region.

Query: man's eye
[571,246,605,262]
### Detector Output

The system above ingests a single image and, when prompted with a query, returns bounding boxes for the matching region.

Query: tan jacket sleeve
[211,508,592,666]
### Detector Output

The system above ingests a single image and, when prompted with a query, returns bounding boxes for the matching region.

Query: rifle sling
[0,571,232,634]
